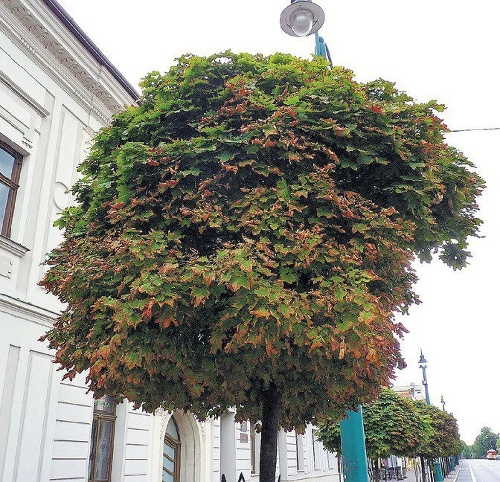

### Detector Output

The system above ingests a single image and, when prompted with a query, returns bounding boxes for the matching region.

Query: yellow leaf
[251,308,271,319]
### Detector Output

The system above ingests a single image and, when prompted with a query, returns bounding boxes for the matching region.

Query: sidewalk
[402,468,418,482]
[396,464,460,482]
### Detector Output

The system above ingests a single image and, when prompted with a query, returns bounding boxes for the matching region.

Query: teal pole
[314,32,327,58]
[434,460,444,481]
[340,406,369,482]
[419,351,443,482]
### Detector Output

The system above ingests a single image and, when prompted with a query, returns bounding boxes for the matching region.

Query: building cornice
[1,0,138,122]
[0,292,59,327]
[0,70,50,118]
[41,0,138,100]
[0,234,29,257]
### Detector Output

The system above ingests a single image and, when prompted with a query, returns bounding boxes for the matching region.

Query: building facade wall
[0,1,134,481]
[0,2,341,481]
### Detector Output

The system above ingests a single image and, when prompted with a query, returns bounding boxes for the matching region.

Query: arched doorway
[162,417,181,482]
[158,411,200,482]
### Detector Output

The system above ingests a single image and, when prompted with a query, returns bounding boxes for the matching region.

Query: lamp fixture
[418,349,427,366]
[280,0,325,37]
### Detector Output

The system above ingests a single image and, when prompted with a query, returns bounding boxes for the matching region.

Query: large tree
[41,52,484,481]
[472,426,499,458]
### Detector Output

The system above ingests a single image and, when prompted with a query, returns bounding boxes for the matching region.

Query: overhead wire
[448,127,500,133]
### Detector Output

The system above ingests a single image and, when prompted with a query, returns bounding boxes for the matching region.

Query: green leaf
[217,151,234,162]
[276,178,290,200]
[279,267,297,284]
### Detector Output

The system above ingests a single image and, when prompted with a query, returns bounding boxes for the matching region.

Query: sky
[56,0,500,445]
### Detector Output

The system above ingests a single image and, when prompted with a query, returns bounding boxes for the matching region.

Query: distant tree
[460,441,473,459]
[40,52,484,482]
[472,426,499,458]
[413,401,461,459]
[320,389,431,454]
[363,390,433,459]
[319,390,433,480]
[321,395,462,482]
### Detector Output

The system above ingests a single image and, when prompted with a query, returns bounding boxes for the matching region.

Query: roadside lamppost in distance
[419,350,431,405]
[419,350,444,482]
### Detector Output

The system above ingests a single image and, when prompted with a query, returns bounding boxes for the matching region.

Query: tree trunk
[420,456,426,482]
[259,383,281,482]
[429,459,435,482]
[374,458,380,482]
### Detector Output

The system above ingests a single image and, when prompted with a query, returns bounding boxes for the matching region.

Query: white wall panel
[49,458,87,480]
[0,344,20,479]
[13,350,53,482]
[123,458,148,477]
[53,419,90,443]
[51,440,88,459]
[126,427,150,446]
[123,476,148,482]
[56,400,93,424]
[58,381,93,407]
[127,411,150,430]
[125,443,148,460]
[0,88,31,128]
[211,417,221,482]
[0,36,48,109]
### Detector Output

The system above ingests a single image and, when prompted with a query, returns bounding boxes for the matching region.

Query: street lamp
[280,0,325,37]
[418,349,431,404]
[280,0,332,65]
[418,350,444,482]
[282,7,364,481]
[440,395,446,411]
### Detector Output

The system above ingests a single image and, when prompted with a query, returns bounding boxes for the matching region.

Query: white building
[0,1,341,481]
[392,384,426,402]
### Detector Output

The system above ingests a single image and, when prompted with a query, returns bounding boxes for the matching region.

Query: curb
[450,463,462,482]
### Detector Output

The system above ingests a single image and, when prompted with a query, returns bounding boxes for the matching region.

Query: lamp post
[440,395,446,412]
[280,0,332,64]
[418,350,431,404]
[280,0,325,38]
[418,350,444,482]
[281,5,366,480]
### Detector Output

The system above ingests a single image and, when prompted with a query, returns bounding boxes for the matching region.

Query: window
[295,432,305,471]
[312,429,322,470]
[163,417,181,482]
[250,423,261,475]
[89,395,116,482]
[0,141,22,238]
[327,450,338,470]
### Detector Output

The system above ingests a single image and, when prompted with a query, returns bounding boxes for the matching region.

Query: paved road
[456,459,500,482]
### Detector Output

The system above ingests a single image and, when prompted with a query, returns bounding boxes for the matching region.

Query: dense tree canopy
[461,441,473,459]
[472,426,499,457]
[41,52,483,438]
[318,389,427,458]
[362,390,432,459]
[319,391,460,461]
[413,401,461,459]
